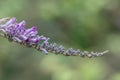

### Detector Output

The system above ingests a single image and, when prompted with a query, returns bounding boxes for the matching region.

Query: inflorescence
[0,17,109,58]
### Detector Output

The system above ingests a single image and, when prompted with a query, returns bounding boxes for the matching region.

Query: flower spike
[0,17,109,58]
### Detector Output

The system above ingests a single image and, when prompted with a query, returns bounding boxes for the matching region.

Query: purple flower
[0,18,47,44]
[2,18,16,29]
[0,17,109,58]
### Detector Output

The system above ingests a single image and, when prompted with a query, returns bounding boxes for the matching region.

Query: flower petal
[3,18,16,28]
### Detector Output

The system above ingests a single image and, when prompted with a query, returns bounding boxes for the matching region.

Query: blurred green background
[0,0,120,80]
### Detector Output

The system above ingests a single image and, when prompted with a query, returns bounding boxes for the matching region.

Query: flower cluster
[0,17,109,58]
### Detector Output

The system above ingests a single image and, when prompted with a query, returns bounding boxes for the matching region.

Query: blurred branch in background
[0,0,120,80]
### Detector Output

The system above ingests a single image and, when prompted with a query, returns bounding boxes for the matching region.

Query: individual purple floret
[0,17,109,58]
